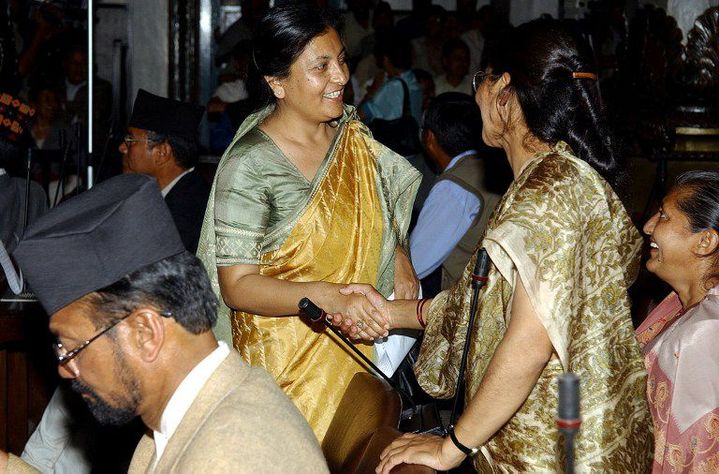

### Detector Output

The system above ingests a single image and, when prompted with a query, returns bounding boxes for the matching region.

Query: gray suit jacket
[128,351,328,473]
[0,174,47,253]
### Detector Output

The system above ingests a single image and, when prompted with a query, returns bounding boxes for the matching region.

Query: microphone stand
[23,149,32,232]
[86,0,94,189]
[298,297,415,407]
[448,248,491,431]
[75,123,82,195]
[93,127,113,184]
[557,373,581,474]
[53,127,74,207]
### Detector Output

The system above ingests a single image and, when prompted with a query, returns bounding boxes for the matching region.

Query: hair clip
[572,72,598,80]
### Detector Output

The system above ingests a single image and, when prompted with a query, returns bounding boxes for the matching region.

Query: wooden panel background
[0,303,57,455]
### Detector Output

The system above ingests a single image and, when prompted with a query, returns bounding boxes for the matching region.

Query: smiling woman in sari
[195,4,420,442]
[637,170,719,473]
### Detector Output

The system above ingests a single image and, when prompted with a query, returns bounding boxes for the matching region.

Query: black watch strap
[447,425,479,457]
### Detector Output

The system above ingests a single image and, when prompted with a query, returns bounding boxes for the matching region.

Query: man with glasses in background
[1,174,327,473]
[119,89,210,253]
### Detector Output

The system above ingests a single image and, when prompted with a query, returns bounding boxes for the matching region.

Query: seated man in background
[208,40,253,154]
[120,89,210,253]
[0,133,48,258]
[1,174,327,473]
[0,93,47,295]
[433,38,472,95]
[410,92,502,296]
[358,35,423,126]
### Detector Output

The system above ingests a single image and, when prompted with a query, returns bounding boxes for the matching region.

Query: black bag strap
[390,77,413,119]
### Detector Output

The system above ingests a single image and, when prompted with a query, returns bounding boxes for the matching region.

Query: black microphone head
[298,297,324,322]
[558,373,580,421]
[476,248,490,277]
[471,248,491,290]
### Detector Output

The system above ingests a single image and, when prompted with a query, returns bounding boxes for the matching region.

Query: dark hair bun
[486,20,622,186]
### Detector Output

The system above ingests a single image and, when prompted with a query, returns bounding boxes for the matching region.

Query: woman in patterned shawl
[195,4,421,442]
[636,170,719,473]
[338,20,653,472]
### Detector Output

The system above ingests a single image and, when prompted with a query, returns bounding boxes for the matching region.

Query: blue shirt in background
[362,70,423,126]
[410,150,482,279]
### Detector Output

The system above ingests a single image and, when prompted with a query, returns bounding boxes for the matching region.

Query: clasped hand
[325,284,390,341]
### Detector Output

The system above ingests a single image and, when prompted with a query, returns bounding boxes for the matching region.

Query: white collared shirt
[0,168,6,176]
[152,341,230,468]
[161,167,194,198]
[65,79,85,102]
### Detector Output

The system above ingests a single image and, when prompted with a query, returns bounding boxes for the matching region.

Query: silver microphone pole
[86,0,94,189]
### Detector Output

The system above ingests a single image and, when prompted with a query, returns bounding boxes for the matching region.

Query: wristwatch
[447,425,479,457]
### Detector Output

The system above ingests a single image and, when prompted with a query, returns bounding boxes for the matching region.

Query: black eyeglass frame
[471,70,501,93]
[122,135,151,146]
[54,309,173,367]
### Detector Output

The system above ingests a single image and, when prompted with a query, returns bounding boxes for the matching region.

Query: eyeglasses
[472,70,499,93]
[53,309,173,375]
[122,135,150,146]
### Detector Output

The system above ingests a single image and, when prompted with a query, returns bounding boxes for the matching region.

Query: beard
[71,379,138,426]
[71,345,142,426]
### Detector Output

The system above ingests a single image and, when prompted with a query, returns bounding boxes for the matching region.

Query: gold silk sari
[415,143,653,472]
[232,120,383,440]
[197,105,420,441]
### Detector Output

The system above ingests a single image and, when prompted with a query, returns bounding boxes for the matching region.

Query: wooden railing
[0,302,57,455]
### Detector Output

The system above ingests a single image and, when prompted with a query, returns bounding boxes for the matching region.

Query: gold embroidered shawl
[415,143,653,472]
[197,106,420,441]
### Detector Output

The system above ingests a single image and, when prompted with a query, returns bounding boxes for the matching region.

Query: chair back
[354,426,436,474]
[322,372,401,473]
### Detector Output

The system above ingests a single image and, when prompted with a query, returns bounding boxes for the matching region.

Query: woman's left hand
[376,433,465,474]
[394,248,419,299]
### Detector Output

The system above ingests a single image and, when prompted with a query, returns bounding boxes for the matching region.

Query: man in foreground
[2,174,327,473]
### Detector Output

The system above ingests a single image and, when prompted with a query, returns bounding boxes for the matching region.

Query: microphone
[449,248,491,430]
[298,297,329,323]
[471,247,491,290]
[558,373,580,423]
[557,373,581,474]
[298,297,414,405]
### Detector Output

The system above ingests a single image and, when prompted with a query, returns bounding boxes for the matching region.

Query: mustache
[71,379,99,399]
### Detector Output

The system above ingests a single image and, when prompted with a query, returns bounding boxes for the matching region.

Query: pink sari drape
[636,286,719,473]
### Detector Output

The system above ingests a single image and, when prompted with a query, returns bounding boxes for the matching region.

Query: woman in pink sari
[637,170,719,473]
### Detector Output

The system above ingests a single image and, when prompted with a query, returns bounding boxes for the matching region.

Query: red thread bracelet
[416,298,428,328]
